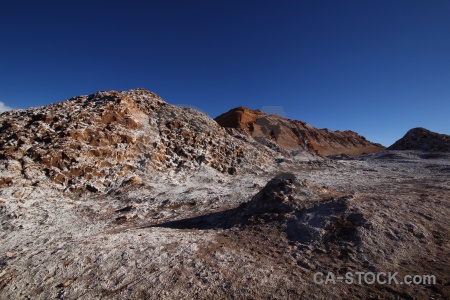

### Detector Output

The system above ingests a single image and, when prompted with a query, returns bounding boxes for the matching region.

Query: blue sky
[1,1,449,146]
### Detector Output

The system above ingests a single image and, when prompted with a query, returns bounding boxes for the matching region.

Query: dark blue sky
[1,1,449,146]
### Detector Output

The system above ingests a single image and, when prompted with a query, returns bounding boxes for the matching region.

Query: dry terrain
[0,89,449,299]
[1,151,449,299]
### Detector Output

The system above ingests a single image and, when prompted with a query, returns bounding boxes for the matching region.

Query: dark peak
[388,127,450,152]
[405,127,431,135]
[403,127,448,139]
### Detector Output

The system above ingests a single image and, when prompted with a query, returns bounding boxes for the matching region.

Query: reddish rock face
[215,107,384,157]
[388,127,450,152]
[213,107,264,129]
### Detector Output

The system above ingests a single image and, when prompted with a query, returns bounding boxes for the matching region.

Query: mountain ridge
[215,106,384,156]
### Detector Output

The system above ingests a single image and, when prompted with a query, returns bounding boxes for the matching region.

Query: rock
[115,205,134,213]
[388,127,450,152]
[215,107,384,156]
[58,280,72,288]
[0,89,273,193]
[242,175,299,214]
[227,167,237,175]
[115,215,127,222]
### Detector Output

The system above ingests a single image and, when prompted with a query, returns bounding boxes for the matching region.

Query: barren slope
[215,107,384,156]
[0,89,272,194]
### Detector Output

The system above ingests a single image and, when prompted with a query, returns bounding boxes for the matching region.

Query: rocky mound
[240,174,366,247]
[388,127,450,152]
[215,107,384,156]
[241,173,302,215]
[0,89,272,193]
[155,173,366,249]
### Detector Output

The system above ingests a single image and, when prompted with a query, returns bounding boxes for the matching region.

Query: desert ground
[1,150,449,299]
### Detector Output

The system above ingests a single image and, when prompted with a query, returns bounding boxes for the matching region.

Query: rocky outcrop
[241,173,300,214]
[0,89,272,193]
[388,127,450,152]
[236,174,367,248]
[214,107,384,156]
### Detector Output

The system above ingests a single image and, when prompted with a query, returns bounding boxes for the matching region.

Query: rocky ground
[1,150,449,299]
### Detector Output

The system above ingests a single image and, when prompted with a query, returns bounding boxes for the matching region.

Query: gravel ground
[1,150,449,299]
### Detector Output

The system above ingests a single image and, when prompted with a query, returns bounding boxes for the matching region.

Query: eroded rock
[215,107,385,156]
[0,89,273,193]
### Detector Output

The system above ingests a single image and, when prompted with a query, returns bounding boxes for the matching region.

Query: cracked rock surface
[0,89,272,193]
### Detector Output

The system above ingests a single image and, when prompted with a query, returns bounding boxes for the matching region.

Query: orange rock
[215,107,384,157]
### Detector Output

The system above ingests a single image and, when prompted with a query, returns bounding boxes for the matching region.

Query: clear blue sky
[1,1,449,146]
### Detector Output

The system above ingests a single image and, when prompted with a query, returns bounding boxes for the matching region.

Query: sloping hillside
[215,107,384,156]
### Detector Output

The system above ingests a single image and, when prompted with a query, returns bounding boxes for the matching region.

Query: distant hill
[215,107,384,157]
[388,127,450,152]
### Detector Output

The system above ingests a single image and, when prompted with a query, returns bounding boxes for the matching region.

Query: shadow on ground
[140,206,248,230]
